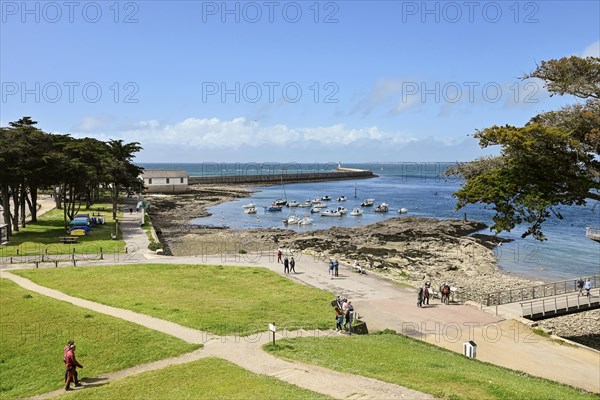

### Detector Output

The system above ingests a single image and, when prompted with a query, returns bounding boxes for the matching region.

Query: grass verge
[0,203,125,257]
[264,332,598,400]
[54,357,330,400]
[0,279,200,400]
[13,264,333,335]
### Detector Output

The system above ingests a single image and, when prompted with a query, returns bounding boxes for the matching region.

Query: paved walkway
[2,270,432,400]
[3,205,600,395]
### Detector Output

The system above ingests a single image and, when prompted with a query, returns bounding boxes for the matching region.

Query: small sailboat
[350,208,363,216]
[273,199,287,206]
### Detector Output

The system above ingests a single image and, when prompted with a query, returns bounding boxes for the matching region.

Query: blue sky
[1,0,599,162]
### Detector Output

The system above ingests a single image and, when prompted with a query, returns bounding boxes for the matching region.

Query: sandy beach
[145,184,600,350]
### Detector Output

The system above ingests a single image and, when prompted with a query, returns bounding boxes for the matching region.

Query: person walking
[335,307,344,331]
[283,257,289,274]
[417,287,423,307]
[328,260,334,279]
[584,278,592,297]
[63,340,80,386]
[577,277,585,296]
[423,286,430,306]
[343,301,354,334]
[277,248,283,263]
[289,257,296,273]
[64,342,83,390]
[333,259,339,277]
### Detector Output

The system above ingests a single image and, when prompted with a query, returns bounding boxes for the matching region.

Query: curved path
[2,270,432,400]
[3,209,599,394]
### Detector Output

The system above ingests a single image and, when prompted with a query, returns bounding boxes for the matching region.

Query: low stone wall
[145,184,188,193]
[189,169,375,185]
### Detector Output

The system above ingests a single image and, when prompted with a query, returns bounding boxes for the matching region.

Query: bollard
[35,262,39,268]
[10,257,13,264]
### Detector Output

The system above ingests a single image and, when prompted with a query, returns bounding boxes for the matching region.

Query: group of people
[328,260,339,279]
[333,296,354,334]
[63,340,83,391]
[577,277,593,297]
[417,281,452,307]
[277,248,297,274]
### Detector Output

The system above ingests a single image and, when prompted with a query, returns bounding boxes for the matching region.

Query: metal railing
[521,288,599,319]
[482,275,600,306]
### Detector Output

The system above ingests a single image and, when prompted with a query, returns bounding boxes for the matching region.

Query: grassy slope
[13,264,334,335]
[265,334,599,400]
[0,203,125,257]
[55,357,331,400]
[0,279,199,400]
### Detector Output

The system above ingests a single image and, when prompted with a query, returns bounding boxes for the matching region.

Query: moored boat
[298,215,314,225]
[242,202,256,209]
[374,203,389,212]
[273,199,287,206]
[398,207,408,214]
[244,207,257,214]
[337,196,347,202]
[350,208,363,216]
[287,200,300,207]
[361,198,374,207]
[265,205,283,212]
[321,209,342,217]
[321,195,332,201]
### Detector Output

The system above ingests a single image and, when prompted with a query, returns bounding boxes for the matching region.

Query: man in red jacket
[64,343,83,390]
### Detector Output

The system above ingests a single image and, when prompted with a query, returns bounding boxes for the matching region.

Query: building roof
[141,170,188,178]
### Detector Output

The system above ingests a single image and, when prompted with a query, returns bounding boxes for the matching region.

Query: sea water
[141,163,600,281]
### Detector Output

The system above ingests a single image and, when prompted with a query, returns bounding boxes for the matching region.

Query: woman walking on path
[289,257,296,273]
[584,278,592,297]
[577,278,585,296]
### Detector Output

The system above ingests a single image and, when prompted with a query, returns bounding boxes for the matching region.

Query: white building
[141,170,189,193]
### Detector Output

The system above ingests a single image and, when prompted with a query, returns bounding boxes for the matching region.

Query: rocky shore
[146,185,599,350]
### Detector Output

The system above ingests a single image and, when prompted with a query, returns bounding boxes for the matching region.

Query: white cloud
[582,41,600,58]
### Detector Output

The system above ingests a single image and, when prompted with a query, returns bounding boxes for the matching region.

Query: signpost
[269,323,276,346]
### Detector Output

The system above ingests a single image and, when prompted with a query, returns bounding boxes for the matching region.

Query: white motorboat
[298,216,314,225]
[374,203,389,212]
[321,209,342,217]
[350,208,363,216]
[242,202,256,209]
[337,196,347,202]
[273,198,287,206]
[283,215,301,225]
[334,206,347,215]
[312,202,328,208]
[361,198,374,207]
[321,195,332,201]
[287,200,300,207]
[298,200,312,208]
[398,207,408,214]
[311,198,322,204]
[244,207,257,214]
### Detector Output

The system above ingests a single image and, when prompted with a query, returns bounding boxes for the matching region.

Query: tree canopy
[0,119,143,236]
[451,56,600,240]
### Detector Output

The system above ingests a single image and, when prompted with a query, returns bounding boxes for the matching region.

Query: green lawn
[12,264,334,335]
[0,203,126,257]
[265,332,599,400]
[54,357,331,400]
[0,279,200,400]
